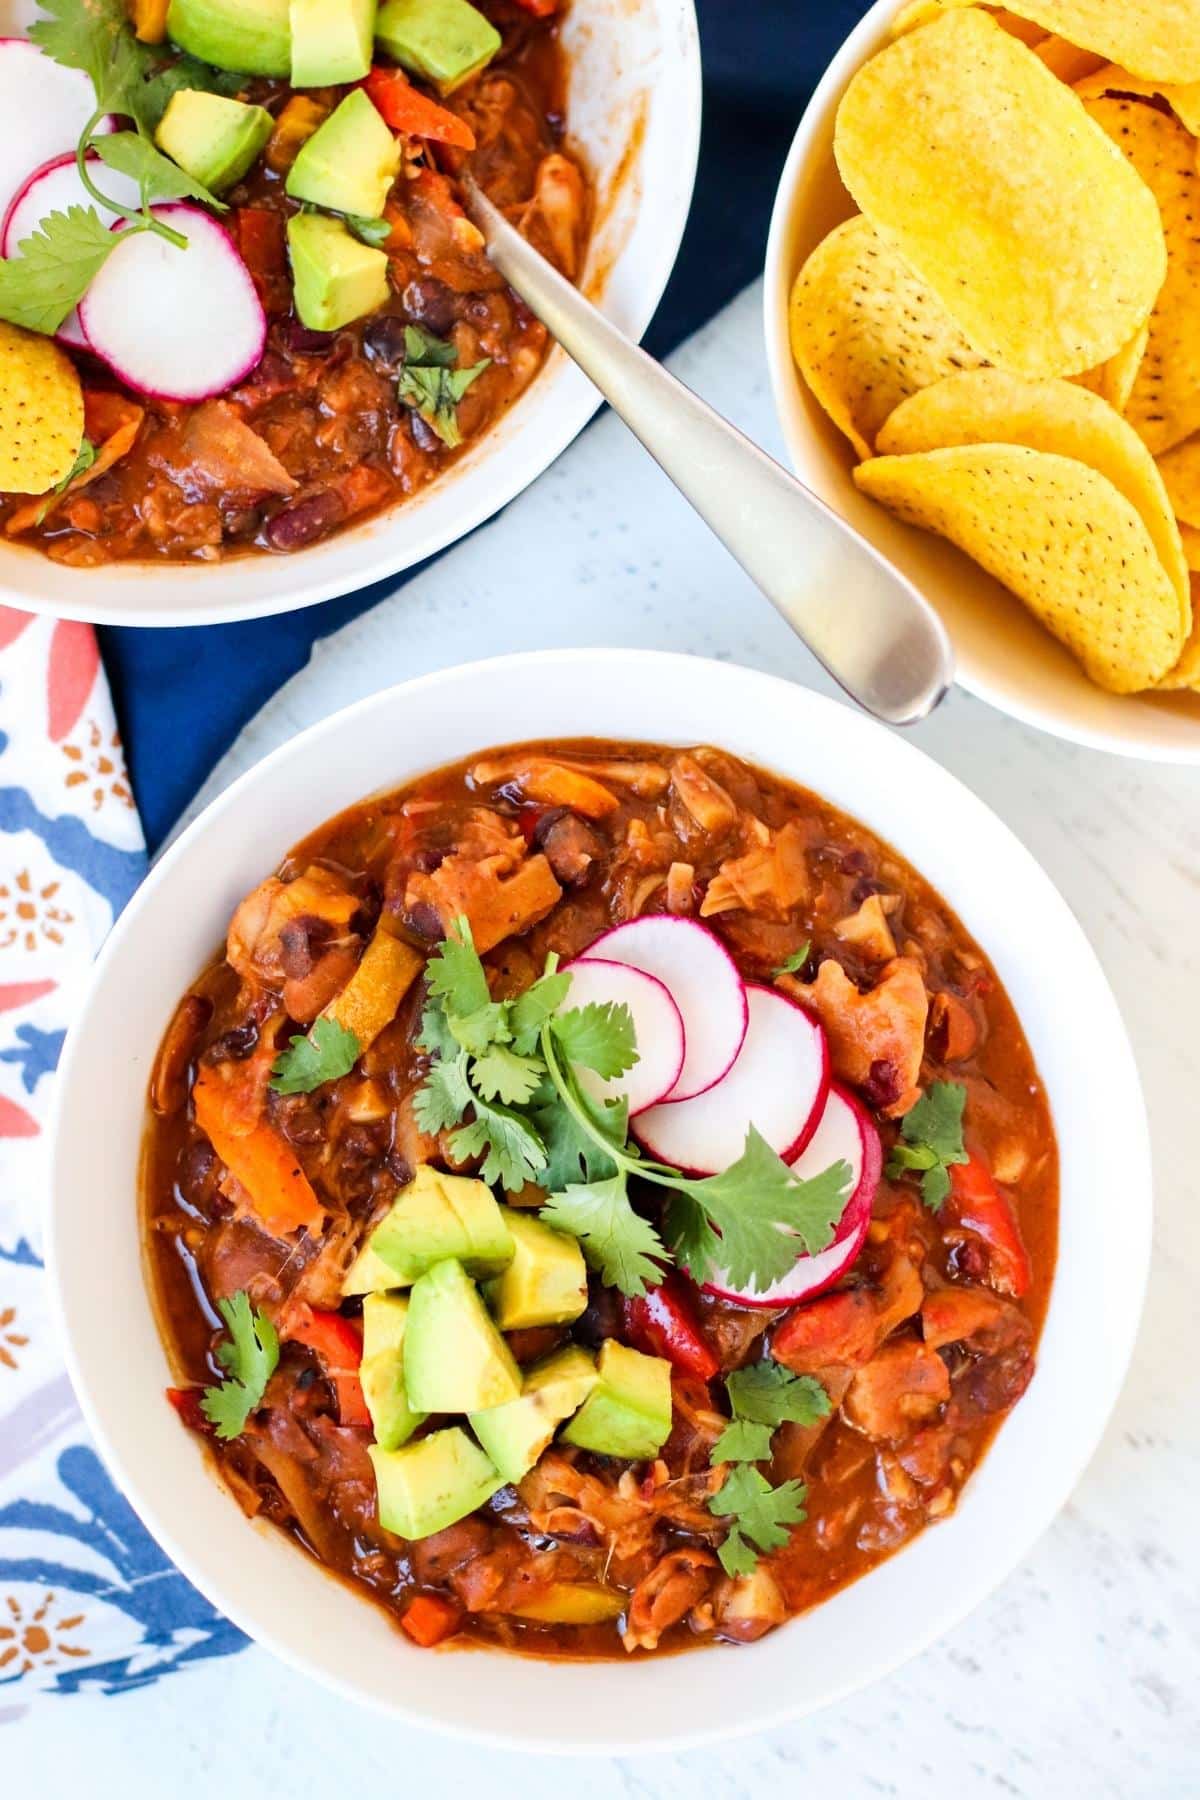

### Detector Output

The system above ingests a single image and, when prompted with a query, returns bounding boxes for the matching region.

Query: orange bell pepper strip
[5,394,144,537]
[363,68,476,149]
[283,1304,371,1427]
[947,1152,1031,1299]
[129,0,169,42]
[400,1593,463,1647]
[193,1063,324,1235]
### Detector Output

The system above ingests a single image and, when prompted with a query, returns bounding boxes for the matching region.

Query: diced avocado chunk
[560,1340,672,1460]
[167,0,291,77]
[286,88,399,218]
[375,0,500,94]
[340,1237,401,1298]
[288,214,389,332]
[367,1165,515,1284]
[484,1213,588,1331]
[469,1344,596,1483]
[404,1257,522,1412]
[508,1582,625,1625]
[290,0,376,86]
[370,1426,501,1539]
[360,1293,426,1451]
[155,91,273,194]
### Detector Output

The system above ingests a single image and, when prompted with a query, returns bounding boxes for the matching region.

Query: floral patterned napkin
[0,608,244,1716]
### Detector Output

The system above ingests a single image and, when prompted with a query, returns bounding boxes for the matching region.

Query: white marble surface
[12,283,1200,1793]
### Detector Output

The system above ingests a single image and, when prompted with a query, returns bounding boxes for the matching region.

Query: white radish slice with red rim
[632,983,829,1175]
[78,204,266,402]
[578,916,747,1102]
[702,1084,882,1308]
[3,153,142,348]
[0,41,113,233]
[559,957,685,1116]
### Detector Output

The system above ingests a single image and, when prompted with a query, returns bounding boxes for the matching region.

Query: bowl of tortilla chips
[765,0,1200,760]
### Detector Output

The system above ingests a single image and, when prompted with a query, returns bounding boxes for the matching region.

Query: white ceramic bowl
[0,0,700,626]
[763,0,1200,763]
[50,650,1150,1752]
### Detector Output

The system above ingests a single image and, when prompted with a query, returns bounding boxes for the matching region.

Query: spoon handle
[462,177,953,726]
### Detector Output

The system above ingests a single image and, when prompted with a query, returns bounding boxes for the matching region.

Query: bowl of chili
[0,0,700,623]
[48,650,1150,1749]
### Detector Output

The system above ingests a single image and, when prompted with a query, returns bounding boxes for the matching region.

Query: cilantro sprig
[705,1363,830,1575]
[707,1465,809,1578]
[885,1079,967,1210]
[773,940,811,979]
[270,1017,361,1095]
[200,1291,279,1440]
[398,325,490,448]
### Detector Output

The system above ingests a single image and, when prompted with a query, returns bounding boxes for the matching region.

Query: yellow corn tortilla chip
[854,444,1184,691]
[889,1,1047,42]
[1084,97,1200,456]
[1075,322,1149,416]
[876,367,1190,609]
[989,1,1200,83]
[834,11,1166,378]
[1075,64,1200,136]
[1156,437,1200,528]
[1032,34,1105,83]
[0,322,84,497]
[1158,575,1200,689]
[1178,525,1200,573]
[788,217,990,461]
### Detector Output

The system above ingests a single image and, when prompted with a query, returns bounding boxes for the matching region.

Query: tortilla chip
[1075,322,1149,415]
[855,444,1183,691]
[1158,575,1200,688]
[834,11,1166,378]
[0,321,84,496]
[1075,64,1200,137]
[876,368,1190,608]
[788,217,990,461]
[1084,97,1200,455]
[989,1,1200,83]
[1156,436,1200,528]
[1178,525,1200,573]
[889,1,1047,41]
[1032,34,1106,83]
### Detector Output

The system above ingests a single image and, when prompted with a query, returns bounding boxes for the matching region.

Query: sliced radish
[578,916,747,1102]
[0,41,113,231]
[4,153,142,348]
[78,204,266,402]
[559,957,685,1116]
[633,983,829,1176]
[702,1085,883,1308]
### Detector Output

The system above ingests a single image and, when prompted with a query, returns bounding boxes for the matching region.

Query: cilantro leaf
[450,1097,547,1192]
[540,1174,665,1297]
[711,1418,774,1464]
[30,0,238,132]
[773,940,811,978]
[398,330,490,448]
[509,967,571,1054]
[551,1002,637,1080]
[412,1050,473,1135]
[36,436,95,523]
[200,1291,279,1440]
[671,1130,852,1291]
[345,213,392,248]
[532,1084,622,1190]
[885,1079,967,1213]
[447,1001,510,1057]
[270,1017,360,1094]
[708,1466,808,1577]
[0,206,120,333]
[424,915,490,1017]
[403,323,458,368]
[416,999,458,1062]
[725,1364,831,1429]
[471,1043,544,1107]
[95,130,225,210]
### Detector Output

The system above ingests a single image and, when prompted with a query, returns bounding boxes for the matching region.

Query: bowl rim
[47,649,1152,1751]
[761,0,1200,767]
[0,0,703,629]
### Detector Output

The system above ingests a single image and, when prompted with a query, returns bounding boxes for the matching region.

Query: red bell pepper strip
[363,68,477,149]
[622,1272,719,1382]
[948,1152,1031,1299]
[400,1593,462,1647]
[511,0,558,15]
[165,1386,213,1435]
[284,1305,372,1427]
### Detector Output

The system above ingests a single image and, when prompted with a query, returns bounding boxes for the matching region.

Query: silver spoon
[461,173,953,727]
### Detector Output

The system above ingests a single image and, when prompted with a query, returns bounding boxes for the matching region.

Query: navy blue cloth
[101,0,870,851]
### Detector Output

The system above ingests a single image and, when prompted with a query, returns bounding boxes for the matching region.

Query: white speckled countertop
[11,284,1200,1794]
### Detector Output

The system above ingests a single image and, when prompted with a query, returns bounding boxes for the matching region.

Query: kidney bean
[265,491,346,551]
[276,320,338,355]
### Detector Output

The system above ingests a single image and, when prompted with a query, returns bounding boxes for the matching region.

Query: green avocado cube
[375,0,501,94]
[291,0,377,86]
[470,1345,597,1484]
[155,91,273,195]
[340,1237,402,1298]
[483,1213,588,1331]
[404,1257,522,1413]
[360,1293,426,1451]
[370,1426,501,1540]
[367,1166,515,1285]
[560,1340,672,1460]
[286,88,400,218]
[288,214,389,332]
[167,0,291,77]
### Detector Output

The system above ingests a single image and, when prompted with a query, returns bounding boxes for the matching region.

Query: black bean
[205,1022,259,1062]
[409,411,441,454]
[400,276,457,337]
[276,319,338,355]
[265,491,346,551]
[361,314,410,371]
